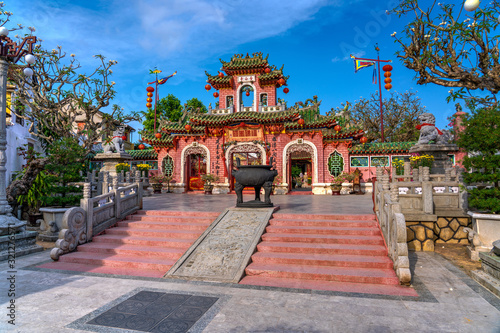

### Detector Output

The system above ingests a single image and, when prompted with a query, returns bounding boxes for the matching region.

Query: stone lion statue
[103,125,126,153]
[416,113,452,145]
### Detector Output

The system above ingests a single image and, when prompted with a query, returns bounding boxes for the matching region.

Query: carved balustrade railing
[77,168,149,197]
[50,172,143,260]
[373,171,411,285]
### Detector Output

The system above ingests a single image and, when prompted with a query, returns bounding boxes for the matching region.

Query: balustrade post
[135,169,143,210]
[412,167,419,183]
[423,167,430,181]
[126,171,131,183]
[102,172,109,194]
[381,174,390,192]
[404,162,411,178]
[113,175,119,191]
[81,183,93,241]
[390,183,399,203]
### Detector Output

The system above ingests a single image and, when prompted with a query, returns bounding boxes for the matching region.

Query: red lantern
[360,136,368,144]
[205,84,211,91]
[147,92,153,97]
[245,91,250,96]
[298,118,305,126]
[146,86,154,92]
[185,124,192,131]
[146,97,153,103]
[146,103,152,108]
[278,78,286,85]
[155,132,162,139]
[264,67,271,74]
[213,92,219,98]
[138,143,145,150]
[334,125,341,132]
[385,83,392,90]
[384,72,391,78]
[121,135,127,141]
[283,87,289,94]
[384,78,392,84]
[382,64,393,72]
[218,72,224,78]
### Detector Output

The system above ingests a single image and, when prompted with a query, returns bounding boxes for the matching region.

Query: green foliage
[456,106,500,213]
[201,173,219,185]
[115,163,130,173]
[43,137,86,207]
[185,98,208,113]
[291,165,302,179]
[142,94,183,131]
[16,171,51,214]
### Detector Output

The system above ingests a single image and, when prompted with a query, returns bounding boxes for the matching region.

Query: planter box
[468,211,500,249]
[39,207,72,242]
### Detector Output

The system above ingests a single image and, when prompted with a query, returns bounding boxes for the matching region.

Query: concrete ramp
[165,207,278,283]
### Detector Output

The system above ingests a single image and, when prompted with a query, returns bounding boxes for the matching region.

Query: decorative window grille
[162,155,174,177]
[328,151,344,176]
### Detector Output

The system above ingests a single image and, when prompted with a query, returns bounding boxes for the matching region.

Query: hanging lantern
[298,118,305,126]
[384,72,391,78]
[146,98,153,103]
[205,84,212,91]
[264,67,271,74]
[23,67,34,77]
[147,92,153,97]
[385,83,392,90]
[146,103,152,108]
[155,132,162,139]
[121,135,127,141]
[146,86,154,92]
[464,0,480,11]
[278,78,286,85]
[360,136,368,144]
[25,54,36,65]
[382,64,393,72]
[218,72,224,78]
[246,91,250,96]
[138,143,145,150]
[384,78,392,84]
[185,124,192,131]
[334,125,341,133]
[283,87,289,94]
[213,92,219,98]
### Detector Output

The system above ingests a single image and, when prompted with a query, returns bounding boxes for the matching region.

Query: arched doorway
[283,141,316,193]
[182,144,209,191]
[226,143,266,191]
[238,83,256,112]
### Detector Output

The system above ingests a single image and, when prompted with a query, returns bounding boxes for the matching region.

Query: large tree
[9,44,138,152]
[391,0,500,106]
[185,97,208,114]
[329,90,426,142]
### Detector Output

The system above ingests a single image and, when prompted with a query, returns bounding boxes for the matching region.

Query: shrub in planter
[115,163,130,173]
[455,106,500,213]
[43,137,86,208]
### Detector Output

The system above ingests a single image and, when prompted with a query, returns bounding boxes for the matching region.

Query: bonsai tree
[43,137,86,208]
[455,106,500,213]
[201,174,219,186]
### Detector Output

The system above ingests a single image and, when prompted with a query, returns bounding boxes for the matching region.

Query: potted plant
[149,173,168,194]
[330,175,343,195]
[455,106,500,252]
[16,170,51,227]
[136,164,151,190]
[115,162,130,174]
[201,173,219,194]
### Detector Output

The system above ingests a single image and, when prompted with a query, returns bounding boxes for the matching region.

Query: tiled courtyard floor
[1,193,499,332]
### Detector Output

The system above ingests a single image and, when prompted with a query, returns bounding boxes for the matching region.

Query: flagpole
[154,71,158,133]
[376,45,385,142]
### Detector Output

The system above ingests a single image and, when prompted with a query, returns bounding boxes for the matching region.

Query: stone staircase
[240,213,418,296]
[38,210,220,278]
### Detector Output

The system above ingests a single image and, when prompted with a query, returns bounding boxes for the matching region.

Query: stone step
[257,241,388,256]
[269,218,378,228]
[266,225,380,236]
[58,252,174,271]
[125,215,214,223]
[77,242,185,259]
[250,252,394,269]
[273,213,376,221]
[117,220,209,231]
[37,261,166,278]
[105,227,201,239]
[134,210,220,217]
[93,234,193,248]
[261,233,385,246]
[245,263,400,285]
[239,276,418,296]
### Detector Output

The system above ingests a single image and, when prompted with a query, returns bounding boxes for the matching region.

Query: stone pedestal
[38,207,71,242]
[94,152,132,177]
[471,252,500,298]
[409,144,458,174]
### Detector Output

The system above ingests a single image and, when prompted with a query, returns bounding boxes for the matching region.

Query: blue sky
[10,0,466,141]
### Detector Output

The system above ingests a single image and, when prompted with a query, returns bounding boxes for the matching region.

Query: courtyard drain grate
[86,291,219,333]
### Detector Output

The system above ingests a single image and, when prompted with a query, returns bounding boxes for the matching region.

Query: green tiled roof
[221,52,269,72]
[189,110,300,126]
[127,149,157,159]
[205,71,232,89]
[348,141,417,154]
[322,128,364,140]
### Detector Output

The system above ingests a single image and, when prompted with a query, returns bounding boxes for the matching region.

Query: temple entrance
[227,144,264,192]
[289,151,312,192]
[187,154,207,191]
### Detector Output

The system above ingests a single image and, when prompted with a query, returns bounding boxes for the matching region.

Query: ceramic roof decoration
[348,141,417,154]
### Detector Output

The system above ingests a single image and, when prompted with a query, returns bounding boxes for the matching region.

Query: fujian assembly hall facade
[140,53,462,194]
